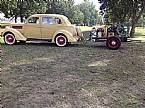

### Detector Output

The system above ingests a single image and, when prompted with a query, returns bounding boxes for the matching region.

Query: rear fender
[2,27,26,41]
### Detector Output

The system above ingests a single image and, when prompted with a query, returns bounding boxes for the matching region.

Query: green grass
[2,41,145,107]
[135,27,145,37]
[0,23,10,28]
[80,26,92,32]
[0,37,5,44]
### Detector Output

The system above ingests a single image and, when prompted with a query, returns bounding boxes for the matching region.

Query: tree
[45,0,76,23]
[0,0,97,25]
[98,0,145,37]
[0,0,17,22]
[25,0,47,18]
[72,7,84,24]
[0,0,47,22]
[129,1,145,37]
[78,1,98,26]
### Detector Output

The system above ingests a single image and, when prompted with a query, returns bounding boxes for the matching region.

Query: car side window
[28,17,40,24]
[42,17,61,25]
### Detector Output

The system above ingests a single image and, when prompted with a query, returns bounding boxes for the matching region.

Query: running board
[27,38,52,42]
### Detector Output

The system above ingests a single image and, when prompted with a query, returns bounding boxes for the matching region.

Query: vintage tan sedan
[2,14,83,46]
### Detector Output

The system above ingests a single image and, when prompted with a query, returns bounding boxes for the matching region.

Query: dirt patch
[88,59,110,67]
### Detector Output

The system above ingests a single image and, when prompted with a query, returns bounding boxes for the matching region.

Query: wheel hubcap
[6,35,15,43]
[57,37,65,45]
[111,41,116,46]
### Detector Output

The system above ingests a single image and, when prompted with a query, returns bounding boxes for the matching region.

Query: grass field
[135,27,145,37]
[1,41,145,107]
[1,26,145,107]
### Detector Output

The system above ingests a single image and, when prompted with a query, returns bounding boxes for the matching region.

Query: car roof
[31,14,67,18]
[28,14,71,25]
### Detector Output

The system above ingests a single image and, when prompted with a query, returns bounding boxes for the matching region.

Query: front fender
[2,27,26,41]
[52,30,78,43]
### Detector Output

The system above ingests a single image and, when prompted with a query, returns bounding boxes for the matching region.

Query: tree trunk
[130,1,145,37]
[130,20,136,37]
[20,16,23,23]
[20,0,24,23]
[15,15,17,23]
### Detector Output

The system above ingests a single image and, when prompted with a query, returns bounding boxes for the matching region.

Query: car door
[23,16,41,39]
[41,16,62,40]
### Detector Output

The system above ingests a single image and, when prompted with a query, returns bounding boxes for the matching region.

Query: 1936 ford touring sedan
[2,14,83,47]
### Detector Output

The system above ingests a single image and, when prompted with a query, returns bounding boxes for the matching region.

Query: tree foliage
[45,0,76,23]
[0,0,47,22]
[78,0,98,26]
[98,0,145,37]
[0,0,98,26]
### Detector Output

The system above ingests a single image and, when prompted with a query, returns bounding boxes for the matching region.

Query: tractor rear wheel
[106,37,121,50]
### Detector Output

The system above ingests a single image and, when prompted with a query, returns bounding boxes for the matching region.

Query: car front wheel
[4,33,16,45]
[55,35,68,47]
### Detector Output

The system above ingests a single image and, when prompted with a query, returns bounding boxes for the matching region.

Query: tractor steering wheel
[116,24,126,35]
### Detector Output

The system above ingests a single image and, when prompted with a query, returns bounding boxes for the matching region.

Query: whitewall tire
[4,33,16,45]
[55,35,68,47]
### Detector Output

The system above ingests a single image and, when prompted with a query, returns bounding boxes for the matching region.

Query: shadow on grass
[2,41,112,50]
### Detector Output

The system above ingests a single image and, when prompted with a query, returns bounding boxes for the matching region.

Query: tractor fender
[2,27,27,41]
[52,30,77,43]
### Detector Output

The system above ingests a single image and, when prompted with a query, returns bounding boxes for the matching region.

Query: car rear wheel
[55,35,68,47]
[4,33,16,45]
[106,37,121,50]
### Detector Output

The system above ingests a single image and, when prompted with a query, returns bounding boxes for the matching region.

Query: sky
[0,13,4,18]
[0,0,100,18]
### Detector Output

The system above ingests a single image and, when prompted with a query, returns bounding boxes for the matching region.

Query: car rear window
[42,17,61,25]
